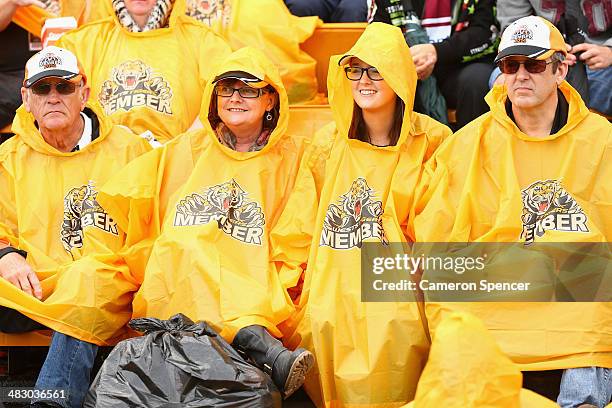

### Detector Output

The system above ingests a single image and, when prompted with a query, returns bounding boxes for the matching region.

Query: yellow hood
[408,312,558,407]
[200,46,289,160]
[11,101,114,157]
[327,22,417,146]
[486,81,591,142]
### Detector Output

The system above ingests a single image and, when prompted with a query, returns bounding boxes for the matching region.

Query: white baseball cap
[23,46,85,88]
[495,16,567,63]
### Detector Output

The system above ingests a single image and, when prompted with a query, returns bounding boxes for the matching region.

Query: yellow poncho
[403,312,558,407]
[0,103,151,345]
[56,9,231,143]
[412,82,612,370]
[270,23,451,407]
[97,47,307,342]
[90,0,320,104]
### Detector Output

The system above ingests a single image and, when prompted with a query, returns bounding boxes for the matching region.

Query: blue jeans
[32,332,98,408]
[587,67,612,116]
[558,367,612,408]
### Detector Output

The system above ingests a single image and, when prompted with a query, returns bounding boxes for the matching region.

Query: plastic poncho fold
[0,103,151,345]
[97,47,308,343]
[270,23,451,408]
[56,9,231,143]
[90,0,320,104]
[412,81,612,370]
[402,312,558,407]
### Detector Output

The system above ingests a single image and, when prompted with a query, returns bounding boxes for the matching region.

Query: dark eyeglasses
[215,84,264,98]
[344,66,384,81]
[497,59,553,74]
[31,80,79,95]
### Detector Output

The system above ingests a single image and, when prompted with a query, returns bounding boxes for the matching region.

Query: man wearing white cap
[412,16,611,407]
[0,46,151,407]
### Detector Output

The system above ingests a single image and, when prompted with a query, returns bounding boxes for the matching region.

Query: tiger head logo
[113,60,151,91]
[324,178,383,232]
[206,179,246,214]
[99,60,173,115]
[174,179,265,244]
[523,179,559,216]
[60,183,118,253]
[185,0,230,26]
[344,178,373,221]
[60,185,90,253]
[520,179,588,244]
[320,177,387,249]
[511,25,533,44]
[39,54,62,69]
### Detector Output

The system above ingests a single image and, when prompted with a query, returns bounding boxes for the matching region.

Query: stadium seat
[288,104,333,138]
[0,331,52,346]
[301,23,367,95]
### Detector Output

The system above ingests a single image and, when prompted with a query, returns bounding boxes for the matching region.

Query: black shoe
[232,325,314,398]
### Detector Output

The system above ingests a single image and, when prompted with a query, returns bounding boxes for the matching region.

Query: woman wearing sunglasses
[270,23,451,406]
[94,47,313,399]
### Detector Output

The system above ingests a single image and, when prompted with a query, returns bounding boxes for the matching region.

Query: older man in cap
[0,46,151,407]
[412,16,612,407]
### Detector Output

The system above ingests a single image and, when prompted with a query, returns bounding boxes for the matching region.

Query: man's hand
[410,43,438,80]
[563,43,577,66]
[570,43,612,70]
[0,252,42,299]
[0,0,46,31]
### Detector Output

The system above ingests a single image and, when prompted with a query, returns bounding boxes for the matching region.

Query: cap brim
[25,70,79,88]
[495,45,554,63]
[338,54,354,66]
[212,70,268,89]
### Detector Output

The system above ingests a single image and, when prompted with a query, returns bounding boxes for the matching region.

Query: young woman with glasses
[270,23,452,406]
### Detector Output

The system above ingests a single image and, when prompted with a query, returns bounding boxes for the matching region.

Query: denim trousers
[586,67,612,116]
[32,331,98,408]
[558,367,612,408]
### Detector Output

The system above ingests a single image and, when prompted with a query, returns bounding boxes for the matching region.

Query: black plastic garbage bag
[84,314,281,408]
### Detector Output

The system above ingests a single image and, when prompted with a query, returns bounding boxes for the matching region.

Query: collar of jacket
[11,101,112,156]
[485,80,590,142]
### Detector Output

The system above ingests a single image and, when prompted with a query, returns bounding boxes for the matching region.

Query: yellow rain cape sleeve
[0,102,151,345]
[402,312,558,407]
[12,0,90,36]
[411,82,612,370]
[98,47,308,342]
[56,11,231,143]
[270,23,451,408]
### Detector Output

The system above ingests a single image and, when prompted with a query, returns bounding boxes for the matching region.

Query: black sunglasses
[215,84,265,98]
[31,80,79,96]
[344,66,384,81]
[497,59,553,74]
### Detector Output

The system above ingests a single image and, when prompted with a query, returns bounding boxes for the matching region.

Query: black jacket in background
[373,0,500,65]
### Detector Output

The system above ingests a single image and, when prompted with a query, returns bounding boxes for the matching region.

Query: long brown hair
[347,96,405,146]
[208,84,280,132]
